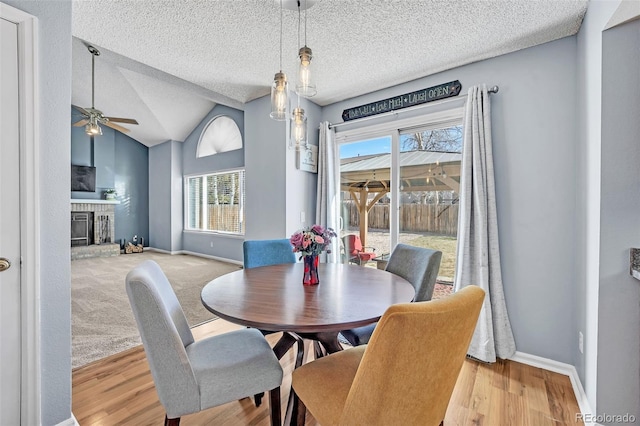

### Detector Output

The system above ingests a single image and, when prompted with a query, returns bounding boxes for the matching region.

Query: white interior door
[0,16,22,424]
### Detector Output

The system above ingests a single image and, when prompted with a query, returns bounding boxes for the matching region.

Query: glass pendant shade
[296,46,316,97]
[289,107,308,150]
[270,72,289,121]
[85,120,102,136]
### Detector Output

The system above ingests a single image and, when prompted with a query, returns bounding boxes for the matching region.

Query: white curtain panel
[454,85,516,363]
[316,122,340,263]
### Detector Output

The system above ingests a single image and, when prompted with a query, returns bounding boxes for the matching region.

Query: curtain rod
[328,85,499,130]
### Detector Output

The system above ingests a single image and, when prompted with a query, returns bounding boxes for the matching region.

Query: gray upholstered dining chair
[125,260,283,426]
[340,244,442,347]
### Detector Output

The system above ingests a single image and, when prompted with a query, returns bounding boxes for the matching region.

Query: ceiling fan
[72,45,138,136]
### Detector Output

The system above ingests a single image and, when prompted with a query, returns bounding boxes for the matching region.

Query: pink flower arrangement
[290,224,337,258]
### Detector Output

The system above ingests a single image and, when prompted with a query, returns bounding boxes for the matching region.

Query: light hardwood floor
[72,319,583,425]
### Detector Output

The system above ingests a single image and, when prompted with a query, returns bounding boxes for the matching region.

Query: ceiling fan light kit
[73,44,139,137]
[86,119,102,136]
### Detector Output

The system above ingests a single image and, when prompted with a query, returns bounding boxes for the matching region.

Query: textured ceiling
[71,0,588,146]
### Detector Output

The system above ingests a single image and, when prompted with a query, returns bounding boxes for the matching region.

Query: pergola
[340,151,462,247]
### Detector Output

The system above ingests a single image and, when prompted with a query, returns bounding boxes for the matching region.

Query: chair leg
[164,414,180,426]
[268,386,281,426]
[290,389,306,426]
[254,392,264,407]
[313,340,325,359]
[292,333,305,369]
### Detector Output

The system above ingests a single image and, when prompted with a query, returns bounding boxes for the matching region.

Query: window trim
[184,167,246,236]
[335,104,464,144]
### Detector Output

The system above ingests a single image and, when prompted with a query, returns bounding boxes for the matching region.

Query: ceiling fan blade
[72,104,90,116]
[103,121,131,133]
[72,119,89,127]
[105,117,139,125]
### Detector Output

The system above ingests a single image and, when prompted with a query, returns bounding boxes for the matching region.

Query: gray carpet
[71,251,241,369]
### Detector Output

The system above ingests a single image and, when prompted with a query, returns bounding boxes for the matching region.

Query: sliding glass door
[339,137,391,264]
[398,124,462,282]
[336,111,463,284]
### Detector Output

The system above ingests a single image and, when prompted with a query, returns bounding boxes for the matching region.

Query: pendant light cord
[297,1,301,50]
[304,0,307,46]
[279,0,283,71]
[91,52,95,108]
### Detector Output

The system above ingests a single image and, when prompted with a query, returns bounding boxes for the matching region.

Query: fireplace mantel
[71,199,120,205]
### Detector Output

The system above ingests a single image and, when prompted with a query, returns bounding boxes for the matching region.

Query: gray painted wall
[149,141,174,250]
[575,0,619,410]
[3,0,73,423]
[323,37,579,365]
[285,97,321,237]
[71,108,150,245]
[181,105,244,260]
[598,18,640,422]
[244,96,288,240]
[114,132,150,246]
[170,141,183,251]
[243,94,321,265]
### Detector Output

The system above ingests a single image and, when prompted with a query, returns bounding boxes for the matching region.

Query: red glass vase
[303,255,320,286]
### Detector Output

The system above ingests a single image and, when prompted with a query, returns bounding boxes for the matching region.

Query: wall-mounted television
[71,165,96,192]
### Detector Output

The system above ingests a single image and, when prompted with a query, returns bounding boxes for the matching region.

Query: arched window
[196,115,242,157]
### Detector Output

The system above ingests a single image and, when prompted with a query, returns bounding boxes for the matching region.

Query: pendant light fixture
[295,0,316,97]
[289,101,308,150]
[270,0,289,120]
[289,1,308,150]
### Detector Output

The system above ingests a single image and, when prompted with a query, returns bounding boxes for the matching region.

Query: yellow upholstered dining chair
[291,285,485,426]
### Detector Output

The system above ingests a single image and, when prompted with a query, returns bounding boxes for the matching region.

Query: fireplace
[70,200,120,260]
[71,212,93,246]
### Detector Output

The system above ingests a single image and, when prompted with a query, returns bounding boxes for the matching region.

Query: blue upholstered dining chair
[340,244,443,347]
[125,260,283,426]
[243,239,306,403]
[243,238,297,268]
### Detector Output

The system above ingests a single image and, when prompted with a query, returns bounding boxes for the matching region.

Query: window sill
[183,229,244,240]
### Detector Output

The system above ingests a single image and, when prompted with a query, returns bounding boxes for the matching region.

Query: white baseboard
[181,250,243,266]
[56,414,79,426]
[510,351,599,425]
[146,247,243,266]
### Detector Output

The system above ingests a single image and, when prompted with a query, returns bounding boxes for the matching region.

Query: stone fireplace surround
[70,199,120,260]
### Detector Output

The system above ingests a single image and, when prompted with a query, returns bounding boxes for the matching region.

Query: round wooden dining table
[201,262,415,354]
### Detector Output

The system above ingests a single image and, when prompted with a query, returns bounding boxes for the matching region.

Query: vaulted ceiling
[71,0,588,147]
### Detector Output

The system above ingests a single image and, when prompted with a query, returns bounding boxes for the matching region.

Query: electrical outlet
[133,235,138,242]
[579,331,584,354]
[210,242,214,248]
[300,211,305,223]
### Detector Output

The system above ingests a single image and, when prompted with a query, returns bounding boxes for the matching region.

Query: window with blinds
[185,169,245,234]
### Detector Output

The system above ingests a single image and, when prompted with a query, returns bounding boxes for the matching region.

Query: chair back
[340,286,485,425]
[385,244,442,302]
[125,260,200,416]
[343,234,363,255]
[243,239,296,268]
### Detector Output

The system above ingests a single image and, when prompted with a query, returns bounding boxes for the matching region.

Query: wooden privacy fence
[343,202,458,236]
[207,205,244,233]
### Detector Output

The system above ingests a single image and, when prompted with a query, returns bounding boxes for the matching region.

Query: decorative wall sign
[342,80,462,122]
[297,144,318,173]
